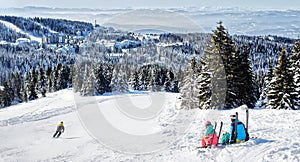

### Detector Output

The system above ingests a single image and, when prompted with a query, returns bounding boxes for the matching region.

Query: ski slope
[0,89,299,162]
[0,20,42,43]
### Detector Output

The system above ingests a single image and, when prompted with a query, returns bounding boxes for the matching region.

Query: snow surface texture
[0,7,300,38]
[0,89,299,161]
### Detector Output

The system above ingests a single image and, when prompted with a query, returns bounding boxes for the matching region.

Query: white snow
[0,20,42,43]
[0,89,299,161]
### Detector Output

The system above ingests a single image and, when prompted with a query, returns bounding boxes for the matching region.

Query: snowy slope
[0,89,299,161]
[0,20,42,43]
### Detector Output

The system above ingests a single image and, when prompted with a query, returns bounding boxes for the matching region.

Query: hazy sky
[0,0,300,10]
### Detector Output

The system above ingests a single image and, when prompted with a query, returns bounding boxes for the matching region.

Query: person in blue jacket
[229,116,247,143]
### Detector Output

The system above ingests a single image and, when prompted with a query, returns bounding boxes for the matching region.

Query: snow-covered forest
[0,15,299,110]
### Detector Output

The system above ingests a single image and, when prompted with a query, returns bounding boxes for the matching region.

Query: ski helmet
[230,115,236,122]
[205,121,211,127]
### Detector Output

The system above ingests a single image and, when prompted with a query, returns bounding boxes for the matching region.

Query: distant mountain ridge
[0,6,299,38]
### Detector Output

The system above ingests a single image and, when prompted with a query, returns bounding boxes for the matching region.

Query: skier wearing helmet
[53,121,65,138]
[229,116,247,143]
[201,121,218,148]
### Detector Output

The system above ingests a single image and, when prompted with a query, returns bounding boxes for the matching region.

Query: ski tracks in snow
[0,90,76,127]
[0,105,75,127]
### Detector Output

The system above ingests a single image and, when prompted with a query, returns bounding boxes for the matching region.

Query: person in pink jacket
[201,121,218,148]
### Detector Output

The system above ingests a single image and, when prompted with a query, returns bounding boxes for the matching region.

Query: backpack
[245,130,250,141]
[220,132,230,145]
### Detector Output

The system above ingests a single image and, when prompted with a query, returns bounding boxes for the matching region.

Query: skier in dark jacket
[53,121,65,138]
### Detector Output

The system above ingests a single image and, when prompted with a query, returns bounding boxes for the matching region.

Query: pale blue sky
[0,0,300,9]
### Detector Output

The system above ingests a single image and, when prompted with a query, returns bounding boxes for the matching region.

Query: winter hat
[230,115,236,122]
[205,121,211,127]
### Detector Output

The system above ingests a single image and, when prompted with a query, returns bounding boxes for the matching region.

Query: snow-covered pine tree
[257,63,274,109]
[267,48,297,109]
[94,64,107,95]
[130,70,140,91]
[73,62,85,93]
[236,44,259,108]
[197,59,211,109]
[111,63,129,93]
[39,68,47,97]
[181,57,200,109]
[171,80,179,93]
[80,64,95,96]
[46,67,53,93]
[138,67,150,91]
[149,68,159,92]
[21,74,29,103]
[28,69,38,101]
[197,39,227,109]
[11,72,23,103]
[52,66,60,92]
[290,39,300,110]
[1,81,13,107]
[59,65,70,90]
[103,64,113,93]
[210,21,240,108]
[164,70,174,92]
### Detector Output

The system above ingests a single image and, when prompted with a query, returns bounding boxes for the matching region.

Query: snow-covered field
[0,89,299,162]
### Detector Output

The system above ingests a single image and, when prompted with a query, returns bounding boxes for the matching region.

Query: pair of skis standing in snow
[201,110,250,148]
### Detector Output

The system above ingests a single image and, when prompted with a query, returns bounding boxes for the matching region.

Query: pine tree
[73,63,84,93]
[149,68,159,92]
[11,72,23,103]
[111,64,129,93]
[197,59,212,109]
[21,79,28,103]
[207,22,258,108]
[46,67,53,93]
[139,67,150,91]
[95,64,106,95]
[164,70,174,92]
[80,64,94,96]
[197,42,227,109]
[258,63,274,109]
[131,71,140,91]
[1,81,13,107]
[267,48,297,109]
[28,69,38,101]
[104,64,113,93]
[235,44,259,108]
[290,39,300,110]
[52,66,59,92]
[39,68,47,97]
[59,65,70,90]
[181,57,199,109]
[209,21,240,108]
